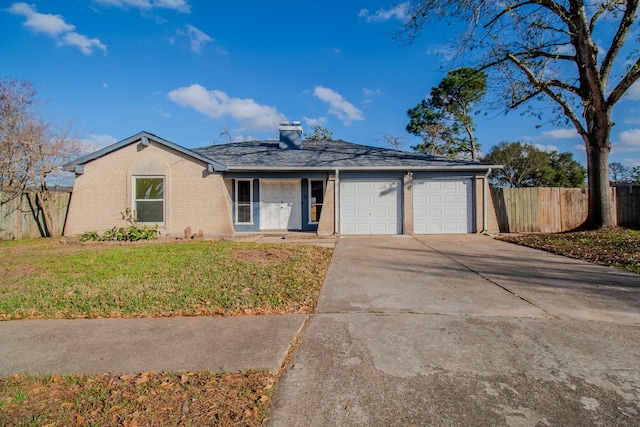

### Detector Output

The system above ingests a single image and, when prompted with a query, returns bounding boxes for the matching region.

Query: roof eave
[63,131,228,172]
[224,165,502,172]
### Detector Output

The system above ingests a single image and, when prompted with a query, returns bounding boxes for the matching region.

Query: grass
[0,238,333,425]
[0,371,276,426]
[497,228,640,274]
[0,239,333,320]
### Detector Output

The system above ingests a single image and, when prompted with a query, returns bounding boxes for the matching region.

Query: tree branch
[532,0,574,27]
[607,58,640,106]
[547,79,581,96]
[506,53,587,138]
[600,0,639,85]
[590,0,626,31]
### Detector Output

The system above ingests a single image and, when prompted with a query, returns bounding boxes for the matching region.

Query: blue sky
[2,0,640,167]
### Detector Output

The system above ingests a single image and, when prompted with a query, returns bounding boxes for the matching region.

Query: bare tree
[398,0,640,228]
[0,76,81,237]
[376,132,407,151]
[609,162,633,184]
[217,128,233,144]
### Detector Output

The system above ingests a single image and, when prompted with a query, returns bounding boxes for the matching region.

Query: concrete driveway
[267,235,640,426]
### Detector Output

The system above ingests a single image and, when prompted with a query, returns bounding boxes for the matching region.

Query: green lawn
[0,239,333,320]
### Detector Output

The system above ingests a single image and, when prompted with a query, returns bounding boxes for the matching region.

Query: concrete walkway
[266,235,640,426]
[0,315,307,376]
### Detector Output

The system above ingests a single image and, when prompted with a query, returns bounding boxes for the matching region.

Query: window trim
[235,179,253,225]
[133,175,165,225]
[308,179,325,224]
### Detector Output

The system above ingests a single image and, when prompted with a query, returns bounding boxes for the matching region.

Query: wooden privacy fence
[491,186,640,233]
[616,185,640,228]
[0,191,71,240]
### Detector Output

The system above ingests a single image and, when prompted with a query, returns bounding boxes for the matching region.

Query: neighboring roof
[63,131,228,172]
[194,139,499,171]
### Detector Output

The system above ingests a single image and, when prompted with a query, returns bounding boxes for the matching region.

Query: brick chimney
[278,121,303,149]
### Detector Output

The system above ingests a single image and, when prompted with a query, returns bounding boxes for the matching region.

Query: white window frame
[133,176,165,224]
[308,179,325,224]
[235,179,253,224]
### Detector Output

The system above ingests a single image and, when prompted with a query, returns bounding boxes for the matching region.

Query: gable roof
[194,139,497,171]
[64,131,500,174]
[63,131,228,172]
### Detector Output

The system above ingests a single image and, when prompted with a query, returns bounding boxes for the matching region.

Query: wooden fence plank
[0,191,72,240]
[616,185,640,228]
[490,186,638,233]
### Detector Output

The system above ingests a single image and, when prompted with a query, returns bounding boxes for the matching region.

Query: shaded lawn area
[497,228,640,274]
[0,239,333,320]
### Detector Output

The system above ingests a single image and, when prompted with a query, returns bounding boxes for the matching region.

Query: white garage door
[413,179,473,234]
[340,179,401,235]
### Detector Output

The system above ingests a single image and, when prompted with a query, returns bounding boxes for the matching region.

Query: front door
[260,180,301,230]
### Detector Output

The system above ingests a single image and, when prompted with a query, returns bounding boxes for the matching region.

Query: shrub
[79,209,159,242]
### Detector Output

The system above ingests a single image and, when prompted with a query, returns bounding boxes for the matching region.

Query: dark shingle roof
[194,139,494,171]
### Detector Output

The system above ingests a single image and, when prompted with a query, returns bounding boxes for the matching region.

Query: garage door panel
[414,179,472,234]
[340,179,401,235]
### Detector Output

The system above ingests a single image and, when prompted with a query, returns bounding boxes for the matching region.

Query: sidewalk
[0,315,306,376]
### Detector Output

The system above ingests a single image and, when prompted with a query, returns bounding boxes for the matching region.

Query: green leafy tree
[397,1,640,228]
[407,67,487,160]
[483,142,586,188]
[304,125,333,141]
[545,151,587,187]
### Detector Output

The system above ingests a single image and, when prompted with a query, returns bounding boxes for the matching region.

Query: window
[236,180,252,224]
[134,177,164,223]
[309,180,324,223]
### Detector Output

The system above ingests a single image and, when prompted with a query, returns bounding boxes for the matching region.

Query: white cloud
[8,3,106,54]
[168,84,284,132]
[534,144,559,153]
[612,128,640,153]
[178,24,213,53]
[81,133,118,153]
[303,116,327,127]
[8,2,73,36]
[541,128,579,139]
[92,0,191,13]
[425,44,457,61]
[313,86,364,124]
[555,44,575,56]
[61,32,107,55]
[154,0,190,12]
[358,2,410,24]
[363,87,383,97]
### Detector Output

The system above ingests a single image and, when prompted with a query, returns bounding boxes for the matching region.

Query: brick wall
[403,173,414,234]
[64,140,234,237]
[317,175,336,237]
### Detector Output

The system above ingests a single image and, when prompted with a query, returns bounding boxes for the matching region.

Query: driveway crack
[416,239,557,319]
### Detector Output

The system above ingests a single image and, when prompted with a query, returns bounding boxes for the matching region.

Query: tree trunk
[583,136,616,229]
[36,190,59,237]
